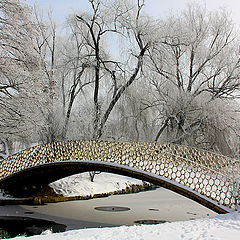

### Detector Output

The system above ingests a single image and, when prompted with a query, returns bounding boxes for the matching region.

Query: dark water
[0,216,66,238]
[0,203,116,239]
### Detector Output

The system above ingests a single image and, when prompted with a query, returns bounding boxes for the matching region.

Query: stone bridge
[0,140,239,213]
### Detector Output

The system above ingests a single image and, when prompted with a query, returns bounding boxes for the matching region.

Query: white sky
[25,0,240,26]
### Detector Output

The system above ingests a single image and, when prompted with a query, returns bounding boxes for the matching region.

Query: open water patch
[24,211,34,214]
[0,216,66,238]
[134,219,167,225]
[149,208,159,211]
[94,206,130,212]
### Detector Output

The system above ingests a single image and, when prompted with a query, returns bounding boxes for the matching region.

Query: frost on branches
[0,0,50,150]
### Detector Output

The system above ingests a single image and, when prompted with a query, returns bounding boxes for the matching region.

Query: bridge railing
[0,140,239,210]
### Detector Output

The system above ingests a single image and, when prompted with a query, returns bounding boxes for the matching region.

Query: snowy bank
[49,172,146,197]
[8,211,240,240]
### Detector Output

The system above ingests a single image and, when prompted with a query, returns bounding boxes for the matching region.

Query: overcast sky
[25,0,240,26]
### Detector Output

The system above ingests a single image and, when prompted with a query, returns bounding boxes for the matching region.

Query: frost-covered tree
[32,7,63,143]
[54,18,93,140]
[144,4,240,156]
[0,0,50,151]
[56,0,153,141]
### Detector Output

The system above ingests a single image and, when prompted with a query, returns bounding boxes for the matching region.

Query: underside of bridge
[0,161,229,214]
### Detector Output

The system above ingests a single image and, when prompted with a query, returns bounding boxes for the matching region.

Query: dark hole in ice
[134,219,167,225]
[94,206,130,212]
[186,212,197,215]
[149,208,159,211]
[24,211,34,214]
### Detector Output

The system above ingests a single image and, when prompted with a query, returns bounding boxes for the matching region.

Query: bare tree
[56,17,94,139]
[73,0,151,140]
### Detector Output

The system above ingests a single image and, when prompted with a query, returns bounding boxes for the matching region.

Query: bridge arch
[0,140,238,213]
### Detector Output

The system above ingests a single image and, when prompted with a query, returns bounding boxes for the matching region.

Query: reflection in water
[0,216,66,238]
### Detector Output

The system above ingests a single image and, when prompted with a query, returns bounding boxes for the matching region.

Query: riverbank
[0,183,158,206]
[28,173,158,204]
[29,182,158,204]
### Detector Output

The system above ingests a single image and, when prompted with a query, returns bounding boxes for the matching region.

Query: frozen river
[19,188,217,227]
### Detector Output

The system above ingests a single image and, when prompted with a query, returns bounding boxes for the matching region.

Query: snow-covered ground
[7,211,240,240]
[49,172,144,197]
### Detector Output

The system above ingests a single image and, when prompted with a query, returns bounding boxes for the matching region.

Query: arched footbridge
[0,140,239,213]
